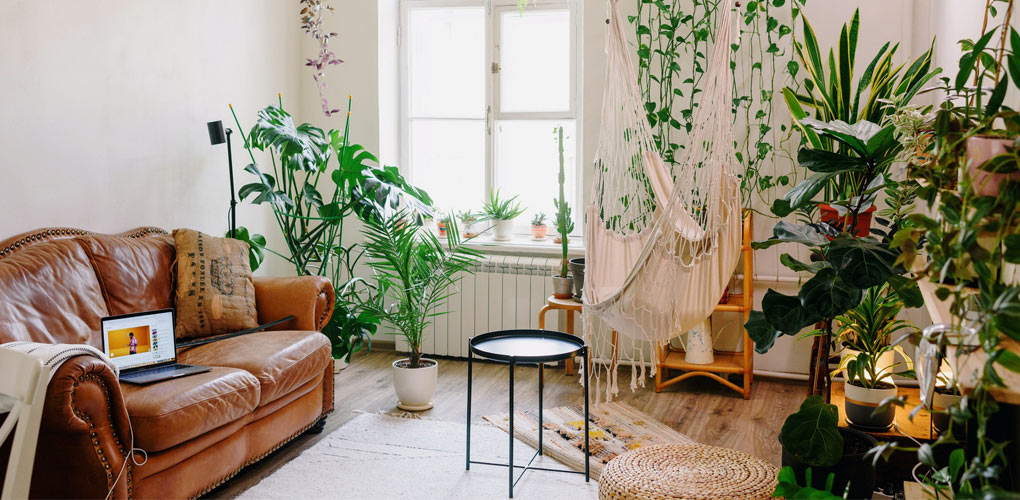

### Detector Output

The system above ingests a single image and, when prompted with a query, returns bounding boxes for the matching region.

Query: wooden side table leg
[538,305,551,330]
[565,311,575,375]
[610,330,619,378]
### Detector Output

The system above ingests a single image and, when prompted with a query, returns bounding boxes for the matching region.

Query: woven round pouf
[598,444,777,500]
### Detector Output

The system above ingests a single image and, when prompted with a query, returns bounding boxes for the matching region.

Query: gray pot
[552,275,574,299]
[569,257,585,301]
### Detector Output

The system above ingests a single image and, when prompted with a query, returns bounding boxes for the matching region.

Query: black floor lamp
[207,120,237,238]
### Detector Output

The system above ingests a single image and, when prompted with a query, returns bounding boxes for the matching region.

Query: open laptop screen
[101,309,177,371]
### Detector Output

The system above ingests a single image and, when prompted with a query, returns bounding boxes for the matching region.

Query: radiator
[395,254,565,357]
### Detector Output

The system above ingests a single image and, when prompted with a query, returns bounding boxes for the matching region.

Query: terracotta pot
[966,136,1020,197]
[552,275,574,299]
[531,224,548,239]
[819,204,876,237]
[392,358,438,411]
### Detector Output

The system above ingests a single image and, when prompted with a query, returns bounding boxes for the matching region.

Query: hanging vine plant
[632,0,804,208]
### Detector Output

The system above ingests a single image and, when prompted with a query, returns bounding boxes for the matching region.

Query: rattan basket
[598,444,777,500]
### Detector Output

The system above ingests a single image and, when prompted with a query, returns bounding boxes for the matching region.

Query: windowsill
[456,233,584,257]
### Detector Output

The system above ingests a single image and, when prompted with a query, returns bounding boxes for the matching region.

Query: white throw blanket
[0,342,119,412]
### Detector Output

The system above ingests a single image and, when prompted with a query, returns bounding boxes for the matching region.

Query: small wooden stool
[538,295,618,376]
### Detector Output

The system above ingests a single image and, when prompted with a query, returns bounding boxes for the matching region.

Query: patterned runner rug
[483,401,696,480]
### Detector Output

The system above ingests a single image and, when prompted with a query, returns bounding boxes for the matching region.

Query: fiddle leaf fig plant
[780,395,844,468]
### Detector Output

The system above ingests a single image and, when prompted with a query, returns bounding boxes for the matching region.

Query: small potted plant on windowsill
[551,126,574,299]
[830,285,916,430]
[482,190,525,242]
[530,212,548,240]
[458,210,482,238]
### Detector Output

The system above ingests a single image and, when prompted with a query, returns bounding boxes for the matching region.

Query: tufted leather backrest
[0,227,171,347]
[0,239,109,346]
[76,234,176,316]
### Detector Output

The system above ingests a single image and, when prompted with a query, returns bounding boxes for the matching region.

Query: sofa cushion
[179,330,330,407]
[121,366,260,452]
[77,234,175,316]
[0,239,109,346]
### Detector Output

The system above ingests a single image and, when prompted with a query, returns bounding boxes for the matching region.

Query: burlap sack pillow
[172,229,258,338]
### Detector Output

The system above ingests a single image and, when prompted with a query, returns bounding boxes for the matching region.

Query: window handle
[491,62,501,74]
[486,106,492,135]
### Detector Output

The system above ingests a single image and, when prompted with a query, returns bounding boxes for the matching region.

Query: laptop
[100,309,211,384]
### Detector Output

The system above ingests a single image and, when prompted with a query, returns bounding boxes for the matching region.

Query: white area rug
[237,413,599,500]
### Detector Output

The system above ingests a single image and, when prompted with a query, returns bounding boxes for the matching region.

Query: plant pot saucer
[530,236,547,241]
[397,400,434,411]
[846,417,892,433]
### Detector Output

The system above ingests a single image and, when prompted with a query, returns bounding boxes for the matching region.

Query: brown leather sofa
[0,227,336,499]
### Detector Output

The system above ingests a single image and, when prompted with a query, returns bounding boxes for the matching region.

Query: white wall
[0,0,302,276]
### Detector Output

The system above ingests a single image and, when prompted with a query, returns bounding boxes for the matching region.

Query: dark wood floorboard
[210,349,805,498]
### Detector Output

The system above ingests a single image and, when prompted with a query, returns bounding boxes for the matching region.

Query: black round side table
[466,329,590,498]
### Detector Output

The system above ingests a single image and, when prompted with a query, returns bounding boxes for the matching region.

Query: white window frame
[398,0,583,238]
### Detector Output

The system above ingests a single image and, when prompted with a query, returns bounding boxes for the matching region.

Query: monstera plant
[231,96,433,365]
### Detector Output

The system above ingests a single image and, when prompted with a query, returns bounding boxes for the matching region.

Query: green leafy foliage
[632,0,803,207]
[359,210,484,368]
[482,189,525,220]
[780,396,844,467]
[773,467,847,499]
[831,285,917,388]
[231,97,433,361]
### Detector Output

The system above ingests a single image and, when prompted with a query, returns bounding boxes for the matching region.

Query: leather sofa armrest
[253,276,335,332]
[32,355,133,499]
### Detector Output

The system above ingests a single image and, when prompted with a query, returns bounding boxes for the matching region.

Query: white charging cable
[105,400,147,500]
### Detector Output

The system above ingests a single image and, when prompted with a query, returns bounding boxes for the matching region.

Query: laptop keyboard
[125,364,186,377]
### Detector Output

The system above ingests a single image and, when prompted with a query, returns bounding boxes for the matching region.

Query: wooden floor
[211,349,806,498]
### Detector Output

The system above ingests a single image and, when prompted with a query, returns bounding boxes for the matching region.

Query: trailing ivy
[632,0,804,207]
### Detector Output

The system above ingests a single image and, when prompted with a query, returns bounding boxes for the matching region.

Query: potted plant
[482,190,525,241]
[231,97,432,371]
[551,126,574,299]
[830,285,916,430]
[779,395,878,499]
[877,10,1020,496]
[360,210,483,411]
[530,212,548,240]
[458,210,482,238]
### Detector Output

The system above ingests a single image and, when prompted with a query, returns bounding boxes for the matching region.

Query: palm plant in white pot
[361,210,484,411]
[831,285,916,430]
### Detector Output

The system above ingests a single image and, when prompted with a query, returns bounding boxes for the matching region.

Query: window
[400,0,580,236]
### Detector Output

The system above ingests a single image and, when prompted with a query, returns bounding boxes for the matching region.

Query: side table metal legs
[466,348,472,471]
[465,342,590,498]
[583,345,590,482]
[508,359,515,498]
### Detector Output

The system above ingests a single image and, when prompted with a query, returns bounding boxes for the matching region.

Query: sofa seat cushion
[178,330,330,408]
[122,367,260,452]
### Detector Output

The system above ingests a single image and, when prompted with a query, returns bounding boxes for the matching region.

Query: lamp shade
[207,120,226,145]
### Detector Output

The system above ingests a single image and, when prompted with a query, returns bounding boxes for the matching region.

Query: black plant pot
[568,257,585,301]
[781,427,877,500]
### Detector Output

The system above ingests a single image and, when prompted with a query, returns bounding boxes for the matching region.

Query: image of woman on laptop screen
[107,325,152,357]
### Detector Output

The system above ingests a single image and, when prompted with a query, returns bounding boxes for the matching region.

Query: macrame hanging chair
[583,0,742,400]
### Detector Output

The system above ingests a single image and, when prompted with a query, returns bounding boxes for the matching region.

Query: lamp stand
[226,128,237,239]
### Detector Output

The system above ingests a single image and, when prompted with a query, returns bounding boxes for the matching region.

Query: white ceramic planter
[493,219,514,241]
[392,358,438,411]
[844,382,897,430]
[333,357,348,373]
[684,318,714,365]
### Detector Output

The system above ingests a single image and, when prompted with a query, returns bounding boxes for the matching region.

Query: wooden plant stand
[655,209,755,399]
